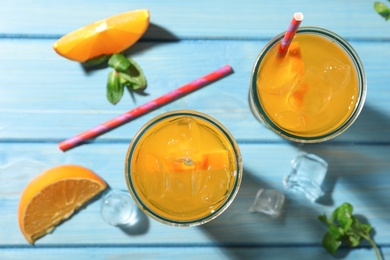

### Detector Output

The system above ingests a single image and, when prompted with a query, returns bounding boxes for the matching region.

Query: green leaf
[352,217,372,236]
[322,233,342,255]
[106,71,124,105]
[335,203,354,230]
[344,232,362,247]
[318,214,330,225]
[83,54,111,67]
[319,203,381,260]
[118,72,134,83]
[125,57,147,89]
[118,72,144,90]
[328,224,345,239]
[115,58,147,91]
[108,54,132,73]
[374,2,390,20]
[105,55,147,104]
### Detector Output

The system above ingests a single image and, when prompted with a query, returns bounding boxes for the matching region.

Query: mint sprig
[106,54,147,105]
[106,71,123,105]
[319,202,381,260]
[375,1,390,20]
[82,54,111,67]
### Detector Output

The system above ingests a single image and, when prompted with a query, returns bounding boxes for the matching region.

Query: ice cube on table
[100,190,138,227]
[249,189,285,217]
[283,152,327,202]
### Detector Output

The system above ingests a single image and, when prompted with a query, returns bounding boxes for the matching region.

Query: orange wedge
[18,165,107,244]
[53,9,150,62]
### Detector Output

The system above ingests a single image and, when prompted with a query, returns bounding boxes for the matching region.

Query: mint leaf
[319,202,381,260]
[124,57,147,89]
[105,54,147,104]
[374,2,390,20]
[344,231,361,247]
[115,58,147,91]
[108,54,131,73]
[322,232,342,255]
[106,71,124,105]
[83,54,111,67]
[328,224,344,239]
[334,202,353,230]
[352,216,372,234]
[318,214,330,225]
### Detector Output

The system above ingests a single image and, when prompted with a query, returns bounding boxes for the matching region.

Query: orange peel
[18,165,107,244]
[53,9,150,62]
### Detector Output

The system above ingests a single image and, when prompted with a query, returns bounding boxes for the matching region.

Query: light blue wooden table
[1,1,390,259]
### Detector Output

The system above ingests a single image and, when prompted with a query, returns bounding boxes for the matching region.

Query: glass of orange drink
[249,27,367,142]
[125,110,243,226]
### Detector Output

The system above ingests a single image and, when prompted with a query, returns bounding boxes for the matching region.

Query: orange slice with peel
[53,9,150,62]
[18,165,107,244]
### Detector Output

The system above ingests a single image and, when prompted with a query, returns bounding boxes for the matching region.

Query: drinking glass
[249,27,366,142]
[125,110,243,226]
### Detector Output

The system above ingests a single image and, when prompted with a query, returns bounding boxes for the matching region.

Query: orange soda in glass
[125,110,243,226]
[249,27,366,142]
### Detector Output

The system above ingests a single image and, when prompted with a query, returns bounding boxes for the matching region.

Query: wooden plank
[2,0,389,259]
[1,0,388,39]
[0,39,390,143]
[0,246,388,260]
[1,143,389,246]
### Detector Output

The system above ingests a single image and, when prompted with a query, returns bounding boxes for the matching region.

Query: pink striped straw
[58,65,234,151]
[277,12,304,57]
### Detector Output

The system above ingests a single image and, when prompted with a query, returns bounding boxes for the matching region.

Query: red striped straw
[58,65,234,151]
[277,12,304,57]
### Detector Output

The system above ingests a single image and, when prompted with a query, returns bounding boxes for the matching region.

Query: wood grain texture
[1,0,389,39]
[0,40,390,143]
[2,247,390,260]
[0,144,389,247]
[1,0,390,259]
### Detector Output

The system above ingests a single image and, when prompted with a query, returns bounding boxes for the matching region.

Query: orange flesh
[18,165,107,244]
[52,9,150,62]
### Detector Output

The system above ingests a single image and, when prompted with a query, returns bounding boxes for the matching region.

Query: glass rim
[250,26,367,143]
[124,110,243,226]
